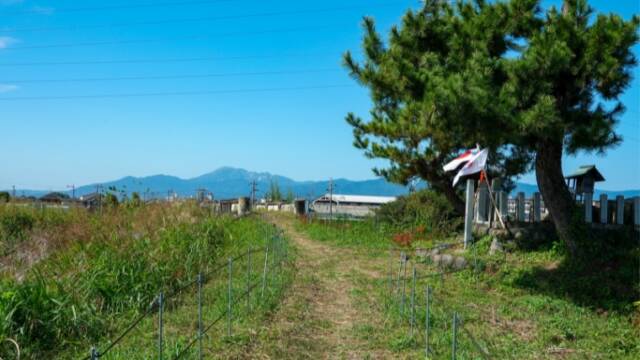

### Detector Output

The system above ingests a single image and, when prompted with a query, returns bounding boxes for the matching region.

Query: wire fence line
[83,228,289,360]
[387,247,494,360]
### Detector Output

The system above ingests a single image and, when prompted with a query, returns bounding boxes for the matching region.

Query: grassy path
[251,215,391,359]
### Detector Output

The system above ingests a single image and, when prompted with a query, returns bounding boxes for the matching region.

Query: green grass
[297,218,640,359]
[88,232,291,360]
[295,217,448,250]
[0,203,292,359]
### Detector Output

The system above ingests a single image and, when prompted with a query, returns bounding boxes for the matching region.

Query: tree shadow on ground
[512,226,639,314]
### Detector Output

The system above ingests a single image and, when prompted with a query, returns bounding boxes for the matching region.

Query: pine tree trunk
[535,139,579,256]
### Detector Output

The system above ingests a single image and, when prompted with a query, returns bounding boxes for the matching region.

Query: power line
[1,0,235,15]
[7,24,347,51]
[0,84,355,101]
[0,52,348,67]
[2,3,400,33]
[2,68,341,84]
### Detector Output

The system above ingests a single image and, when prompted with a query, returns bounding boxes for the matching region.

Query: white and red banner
[442,146,480,172]
[443,147,489,186]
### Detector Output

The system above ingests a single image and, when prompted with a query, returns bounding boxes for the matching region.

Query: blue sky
[0,0,638,191]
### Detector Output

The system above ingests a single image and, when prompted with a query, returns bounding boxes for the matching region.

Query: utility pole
[327,178,335,221]
[96,184,103,212]
[249,180,258,208]
[67,184,76,199]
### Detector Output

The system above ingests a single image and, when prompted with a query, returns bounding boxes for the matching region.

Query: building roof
[80,192,101,201]
[315,194,397,205]
[565,165,605,181]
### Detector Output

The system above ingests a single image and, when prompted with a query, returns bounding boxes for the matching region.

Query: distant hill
[6,168,638,200]
[512,182,639,198]
[68,167,412,200]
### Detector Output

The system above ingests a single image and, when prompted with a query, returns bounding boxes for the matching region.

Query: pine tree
[343,0,533,215]
[506,0,638,255]
[345,0,638,257]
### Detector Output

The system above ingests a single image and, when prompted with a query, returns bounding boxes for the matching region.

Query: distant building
[311,194,396,218]
[565,165,605,200]
[79,192,102,209]
[216,198,238,214]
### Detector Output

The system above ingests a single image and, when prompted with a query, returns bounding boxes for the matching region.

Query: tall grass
[0,203,276,358]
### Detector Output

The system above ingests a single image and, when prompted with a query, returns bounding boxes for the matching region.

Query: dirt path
[250,215,390,359]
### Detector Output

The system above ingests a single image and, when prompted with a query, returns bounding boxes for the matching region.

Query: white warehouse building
[311,194,396,218]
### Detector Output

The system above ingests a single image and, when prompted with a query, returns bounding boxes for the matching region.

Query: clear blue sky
[0,0,638,191]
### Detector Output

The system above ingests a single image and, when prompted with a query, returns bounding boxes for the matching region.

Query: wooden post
[517,192,525,222]
[600,194,608,224]
[584,192,593,223]
[616,195,624,225]
[533,192,541,222]
[464,179,474,249]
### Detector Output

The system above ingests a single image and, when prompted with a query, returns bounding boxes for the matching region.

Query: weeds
[0,203,285,359]
[297,217,640,359]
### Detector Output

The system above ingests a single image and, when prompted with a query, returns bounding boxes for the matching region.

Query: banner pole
[482,170,511,236]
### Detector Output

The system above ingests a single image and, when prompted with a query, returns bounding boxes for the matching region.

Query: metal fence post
[425,285,431,357]
[227,257,233,337]
[410,265,416,337]
[247,246,252,310]
[452,312,458,360]
[388,248,393,294]
[396,252,404,295]
[197,273,203,360]
[401,256,407,314]
[158,292,164,360]
[283,233,288,264]
[261,244,270,299]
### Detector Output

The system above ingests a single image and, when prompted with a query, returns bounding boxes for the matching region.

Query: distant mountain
[511,182,639,198]
[67,167,412,200]
[6,168,637,200]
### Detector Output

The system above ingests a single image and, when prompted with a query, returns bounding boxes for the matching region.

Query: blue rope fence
[388,246,494,360]
[83,230,289,359]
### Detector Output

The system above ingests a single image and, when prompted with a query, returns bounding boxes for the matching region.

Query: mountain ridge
[5,167,639,200]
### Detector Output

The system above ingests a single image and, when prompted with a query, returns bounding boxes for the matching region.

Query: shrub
[375,189,461,240]
[104,193,119,207]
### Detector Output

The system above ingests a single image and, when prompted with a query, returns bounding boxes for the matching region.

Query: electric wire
[2,68,340,84]
[0,52,349,67]
[7,24,349,51]
[0,84,355,101]
[1,0,236,15]
[2,3,401,33]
